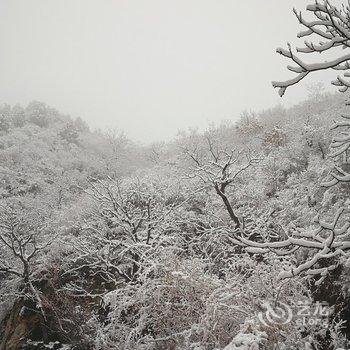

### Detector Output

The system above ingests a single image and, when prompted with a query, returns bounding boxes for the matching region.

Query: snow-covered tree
[235,0,350,285]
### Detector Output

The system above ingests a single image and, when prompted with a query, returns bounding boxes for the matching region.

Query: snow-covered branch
[231,207,350,284]
[273,1,350,96]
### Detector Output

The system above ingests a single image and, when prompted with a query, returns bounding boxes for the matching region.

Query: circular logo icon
[258,301,293,326]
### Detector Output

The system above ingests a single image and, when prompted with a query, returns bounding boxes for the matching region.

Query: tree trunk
[214,184,240,229]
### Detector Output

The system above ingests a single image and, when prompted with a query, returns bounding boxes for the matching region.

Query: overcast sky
[0,0,341,143]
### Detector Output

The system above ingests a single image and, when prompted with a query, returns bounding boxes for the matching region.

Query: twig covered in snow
[273,1,350,96]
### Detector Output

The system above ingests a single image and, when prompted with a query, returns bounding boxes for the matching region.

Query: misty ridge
[1,1,350,350]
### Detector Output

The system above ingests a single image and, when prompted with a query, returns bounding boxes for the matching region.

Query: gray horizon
[0,0,341,143]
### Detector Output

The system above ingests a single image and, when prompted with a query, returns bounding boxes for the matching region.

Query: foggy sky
[0,0,341,143]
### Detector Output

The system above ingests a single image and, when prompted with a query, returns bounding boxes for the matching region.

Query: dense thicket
[0,91,349,349]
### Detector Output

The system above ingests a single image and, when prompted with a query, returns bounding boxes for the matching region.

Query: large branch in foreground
[273,1,350,96]
[321,115,350,186]
[230,208,350,285]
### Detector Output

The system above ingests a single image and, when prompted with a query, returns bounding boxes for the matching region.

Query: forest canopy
[1,1,350,349]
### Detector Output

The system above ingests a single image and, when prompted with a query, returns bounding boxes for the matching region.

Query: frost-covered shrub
[94,252,321,350]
